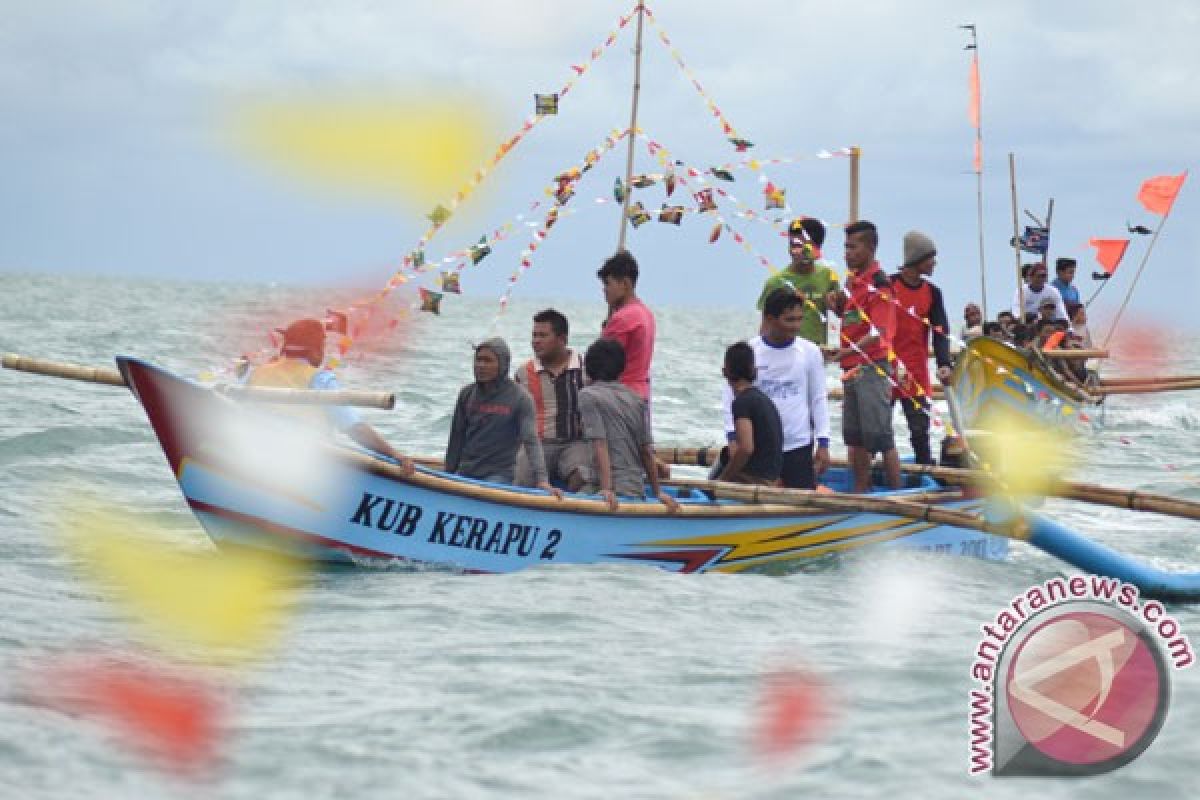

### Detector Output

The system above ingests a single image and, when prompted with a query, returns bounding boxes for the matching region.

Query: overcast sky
[2,1,1197,332]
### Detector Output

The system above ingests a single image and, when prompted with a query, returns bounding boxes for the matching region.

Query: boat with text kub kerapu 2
[117,356,1007,574]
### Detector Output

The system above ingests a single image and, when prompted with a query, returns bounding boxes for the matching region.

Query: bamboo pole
[848,145,861,223]
[1091,381,1200,396]
[1009,153,1023,318]
[1100,374,1200,387]
[1103,201,1176,348]
[3,353,395,409]
[652,447,1200,523]
[615,2,646,253]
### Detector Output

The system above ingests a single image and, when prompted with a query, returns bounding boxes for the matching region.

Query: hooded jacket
[445,338,548,485]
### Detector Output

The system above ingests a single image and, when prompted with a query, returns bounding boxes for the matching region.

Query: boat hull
[117,357,1008,574]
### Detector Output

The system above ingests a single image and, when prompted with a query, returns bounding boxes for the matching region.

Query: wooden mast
[848,146,861,223]
[616,3,646,252]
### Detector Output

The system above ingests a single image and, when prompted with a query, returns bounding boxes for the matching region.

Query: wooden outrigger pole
[1009,152,1023,316]
[616,3,647,252]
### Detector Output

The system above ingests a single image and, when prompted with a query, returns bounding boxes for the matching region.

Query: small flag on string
[658,204,683,225]
[664,172,677,197]
[440,272,461,294]
[631,174,657,189]
[694,188,717,212]
[613,177,626,203]
[627,202,650,228]
[545,207,559,229]
[427,205,451,227]
[554,183,574,205]
[710,167,735,182]
[469,236,491,265]
[409,249,425,268]
[419,288,443,314]
[1088,237,1130,277]
[709,222,723,243]
[534,93,559,115]
[1136,171,1187,216]
[729,137,754,152]
[764,182,786,210]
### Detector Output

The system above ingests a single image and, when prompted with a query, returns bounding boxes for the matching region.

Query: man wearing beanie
[248,318,414,474]
[755,217,840,346]
[828,220,900,492]
[890,231,953,465]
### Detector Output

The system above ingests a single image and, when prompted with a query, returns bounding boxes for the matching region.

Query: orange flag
[968,55,981,129]
[1089,237,1130,275]
[1136,171,1187,216]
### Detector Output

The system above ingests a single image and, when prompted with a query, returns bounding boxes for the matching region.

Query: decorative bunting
[709,222,723,243]
[711,167,735,182]
[469,235,491,265]
[439,271,462,294]
[534,93,559,115]
[419,288,443,315]
[631,174,657,188]
[658,204,683,225]
[764,182,786,210]
[427,205,451,227]
[409,249,425,268]
[694,188,717,212]
[627,202,650,228]
[729,138,754,152]
[613,176,626,203]
[664,171,677,197]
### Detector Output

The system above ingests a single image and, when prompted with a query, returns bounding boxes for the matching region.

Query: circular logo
[1005,609,1169,773]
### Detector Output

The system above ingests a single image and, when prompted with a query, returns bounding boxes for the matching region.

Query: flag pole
[616,3,646,253]
[848,145,861,223]
[961,24,987,319]
[1103,207,1173,348]
[1009,153,1023,317]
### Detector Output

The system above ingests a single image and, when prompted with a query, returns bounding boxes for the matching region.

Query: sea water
[1,273,1199,799]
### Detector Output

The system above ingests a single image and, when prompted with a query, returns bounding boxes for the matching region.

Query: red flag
[968,55,981,129]
[1089,237,1130,275]
[1136,171,1187,216]
[973,139,982,174]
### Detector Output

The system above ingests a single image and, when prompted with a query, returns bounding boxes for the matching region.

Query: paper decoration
[694,188,717,212]
[658,204,683,225]
[664,172,677,197]
[440,271,462,294]
[709,222,723,243]
[711,167,735,182]
[545,207,559,229]
[631,174,657,188]
[534,93,559,115]
[729,138,754,152]
[627,202,650,228]
[613,177,626,203]
[419,288,443,314]
[469,235,491,264]
[764,182,786,210]
[427,205,451,227]
[409,249,425,268]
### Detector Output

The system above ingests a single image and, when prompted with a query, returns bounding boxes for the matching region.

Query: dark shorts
[781,444,815,490]
[842,361,896,454]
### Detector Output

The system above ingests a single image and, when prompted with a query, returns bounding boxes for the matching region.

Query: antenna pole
[616,3,646,252]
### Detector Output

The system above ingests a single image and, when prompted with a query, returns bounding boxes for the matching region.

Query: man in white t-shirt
[722,287,831,488]
[1013,262,1068,322]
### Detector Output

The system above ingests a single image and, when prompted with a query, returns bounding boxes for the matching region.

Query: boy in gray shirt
[578,338,679,513]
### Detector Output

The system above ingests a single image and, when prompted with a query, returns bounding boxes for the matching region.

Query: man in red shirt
[598,250,656,402]
[890,231,953,466]
[827,220,900,492]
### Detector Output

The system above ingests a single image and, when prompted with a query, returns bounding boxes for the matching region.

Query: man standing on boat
[828,220,901,492]
[1013,262,1068,322]
[755,217,840,346]
[514,309,590,492]
[248,318,414,475]
[445,338,559,496]
[722,288,830,488]
[889,231,953,466]
[1051,257,1081,306]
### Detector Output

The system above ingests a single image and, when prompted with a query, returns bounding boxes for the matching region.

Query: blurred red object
[25,654,224,774]
[752,666,834,764]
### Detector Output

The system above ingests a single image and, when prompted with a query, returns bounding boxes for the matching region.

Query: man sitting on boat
[248,318,414,475]
[514,309,590,492]
[1052,257,1081,306]
[716,342,784,486]
[578,338,679,512]
[445,338,559,497]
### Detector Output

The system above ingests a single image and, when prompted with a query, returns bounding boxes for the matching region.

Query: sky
[2,0,1197,331]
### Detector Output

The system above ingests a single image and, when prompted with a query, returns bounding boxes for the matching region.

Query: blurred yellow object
[972,408,1069,501]
[57,504,302,661]
[232,94,494,205]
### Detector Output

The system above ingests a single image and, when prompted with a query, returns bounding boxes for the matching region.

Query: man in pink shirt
[598,251,656,402]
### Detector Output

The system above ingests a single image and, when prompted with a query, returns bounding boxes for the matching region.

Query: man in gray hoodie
[445,338,558,495]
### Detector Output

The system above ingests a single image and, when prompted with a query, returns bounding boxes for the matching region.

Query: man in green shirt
[756,217,840,347]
